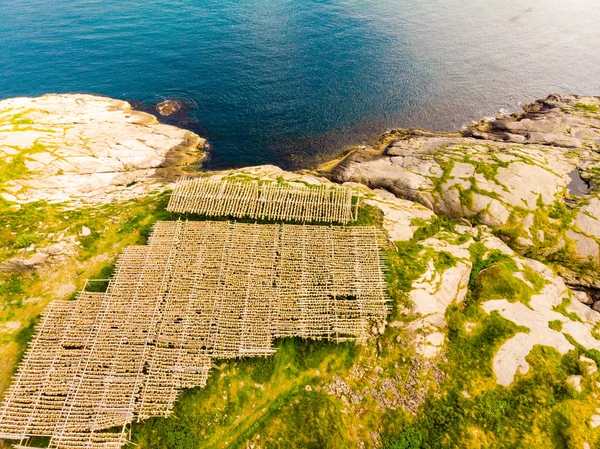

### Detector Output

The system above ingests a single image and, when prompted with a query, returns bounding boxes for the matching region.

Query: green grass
[0,152,28,185]
[385,240,429,311]
[0,141,49,188]
[0,274,28,324]
[14,233,42,248]
[129,338,359,449]
[352,203,384,227]
[381,311,599,449]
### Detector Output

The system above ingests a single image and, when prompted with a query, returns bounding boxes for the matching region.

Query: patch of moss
[461,155,507,184]
[458,186,474,210]
[552,297,582,323]
[523,265,547,292]
[548,320,563,332]
[12,117,34,125]
[432,159,455,192]
[7,109,35,125]
[432,251,458,272]
[0,152,28,185]
[412,215,457,241]
[385,240,429,311]
[0,142,49,188]
[473,259,538,307]
[575,102,599,113]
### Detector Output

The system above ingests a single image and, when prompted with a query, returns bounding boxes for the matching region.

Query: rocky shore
[328,94,600,303]
[0,94,206,204]
[2,93,600,447]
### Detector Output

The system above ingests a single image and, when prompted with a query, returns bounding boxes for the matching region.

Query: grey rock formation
[330,94,600,275]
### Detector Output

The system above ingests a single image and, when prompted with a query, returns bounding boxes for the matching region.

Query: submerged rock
[156,99,183,116]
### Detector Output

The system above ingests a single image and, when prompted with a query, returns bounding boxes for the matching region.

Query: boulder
[573,290,594,305]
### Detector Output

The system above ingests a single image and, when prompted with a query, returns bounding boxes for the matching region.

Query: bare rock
[407,236,473,358]
[573,290,594,305]
[464,94,600,150]
[479,234,600,386]
[0,94,206,204]
[0,252,48,273]
[0,241,77,273]
[329,94,600,265]
[567,375,583,393]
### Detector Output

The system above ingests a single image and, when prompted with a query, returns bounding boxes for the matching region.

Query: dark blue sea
[1,0,600,169]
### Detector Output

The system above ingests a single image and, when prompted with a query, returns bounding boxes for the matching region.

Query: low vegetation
[575,102,599,114]
[381,237,599,449]
[0,193,173,393]
[2,184,600,449]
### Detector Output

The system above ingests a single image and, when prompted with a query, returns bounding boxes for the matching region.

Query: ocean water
[1,0,599,170]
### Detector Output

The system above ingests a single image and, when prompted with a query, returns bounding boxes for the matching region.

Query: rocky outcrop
[329,94,600,300]
[0,94,206,204]
[463,94,600,150]
[3,92,600,448]
[407,236,472,359]
[479,239,600,386]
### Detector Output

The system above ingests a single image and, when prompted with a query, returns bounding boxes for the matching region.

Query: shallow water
[1,0,600,169]
[567,169,591,197]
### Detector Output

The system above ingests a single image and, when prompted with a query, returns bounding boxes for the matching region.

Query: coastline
[1,92,600,448]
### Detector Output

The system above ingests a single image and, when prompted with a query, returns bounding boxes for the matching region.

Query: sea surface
[1,0,600,169]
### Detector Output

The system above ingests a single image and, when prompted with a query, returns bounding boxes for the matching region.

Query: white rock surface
[480,238,600,386]
[330,94,600,263]
[0,94,206,204]
[408,237,472,358]
[567,375,583,393]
